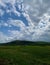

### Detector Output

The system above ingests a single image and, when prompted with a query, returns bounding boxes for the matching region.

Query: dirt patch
[0,58,10,65]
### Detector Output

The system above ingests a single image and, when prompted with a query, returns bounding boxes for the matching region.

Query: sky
[0,0,50,43]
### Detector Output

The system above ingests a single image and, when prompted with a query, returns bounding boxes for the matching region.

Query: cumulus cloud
[0,32,12,43]
[32,13,50,40]
[0,0,50,43]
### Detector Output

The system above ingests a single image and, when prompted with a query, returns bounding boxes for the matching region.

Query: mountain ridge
[0,40,50,46]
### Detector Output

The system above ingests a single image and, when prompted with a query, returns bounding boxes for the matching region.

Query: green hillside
[0,41,50,65]
[0,46,50,65]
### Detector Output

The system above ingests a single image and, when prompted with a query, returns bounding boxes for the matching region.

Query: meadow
[0,45,50,65]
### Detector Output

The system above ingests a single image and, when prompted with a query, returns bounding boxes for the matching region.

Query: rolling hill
[0,40,50,46]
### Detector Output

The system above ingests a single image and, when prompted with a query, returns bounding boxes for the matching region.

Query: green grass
[0,45,50,65]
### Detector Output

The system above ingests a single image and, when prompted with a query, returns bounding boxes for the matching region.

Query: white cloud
[0,32,10,43]
[3,23,8,27]
[0,0,50,43]
[8,19,26,29]
[32,13,50,40]
[0,0,21,17]
[0,0,6,7]
[0,12,50,42]
[0,9,4,16]
[2,0,16,5]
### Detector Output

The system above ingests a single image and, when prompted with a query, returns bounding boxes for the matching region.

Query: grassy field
[0,45,50,65]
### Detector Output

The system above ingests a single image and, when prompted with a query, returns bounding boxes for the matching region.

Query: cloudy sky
[0,0,50,43]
